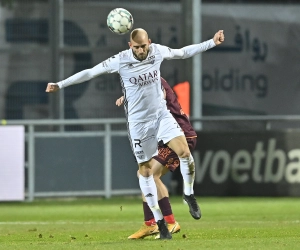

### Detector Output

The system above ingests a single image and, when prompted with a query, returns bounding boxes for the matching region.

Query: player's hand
[213,30,225,45]
[116,96,124,106]
[46,83,59,92]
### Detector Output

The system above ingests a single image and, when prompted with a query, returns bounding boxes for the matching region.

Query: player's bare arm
[213,30,225,45]
[45,83,59,93]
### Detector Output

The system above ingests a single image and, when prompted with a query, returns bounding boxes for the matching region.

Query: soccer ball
[107,8,134,35]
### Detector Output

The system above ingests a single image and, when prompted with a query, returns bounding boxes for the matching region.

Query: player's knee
[153,171,162,181]
[138,165,152,177]
[178,149,190,159]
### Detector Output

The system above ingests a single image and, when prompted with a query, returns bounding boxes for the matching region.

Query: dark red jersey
[161,77,197,138]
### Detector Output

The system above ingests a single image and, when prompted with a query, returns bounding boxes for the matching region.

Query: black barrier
[194,131,300,197]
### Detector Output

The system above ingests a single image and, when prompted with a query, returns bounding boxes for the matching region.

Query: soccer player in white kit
[46,28,225,240]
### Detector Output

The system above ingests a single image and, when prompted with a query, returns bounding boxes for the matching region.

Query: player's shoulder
[149,43,165,55]
[151,43,170,54]
[117,48,135,62]
[119,48,131,57]
[150,43,163,50]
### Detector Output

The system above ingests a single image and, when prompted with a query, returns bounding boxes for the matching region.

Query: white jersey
[57,39,216,122]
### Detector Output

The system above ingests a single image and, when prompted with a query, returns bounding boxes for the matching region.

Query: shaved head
[130,28,149,43]
[129,28,151,61]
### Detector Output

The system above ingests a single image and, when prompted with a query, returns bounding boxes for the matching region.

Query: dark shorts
[153,137,197,172]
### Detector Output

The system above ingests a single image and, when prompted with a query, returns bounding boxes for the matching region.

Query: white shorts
[128,110,184,163]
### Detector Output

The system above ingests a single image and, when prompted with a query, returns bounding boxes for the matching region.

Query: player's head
[129,28,151,61]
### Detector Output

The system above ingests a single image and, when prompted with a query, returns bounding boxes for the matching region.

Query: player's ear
[128,42,132,48]
[148,39,151,44]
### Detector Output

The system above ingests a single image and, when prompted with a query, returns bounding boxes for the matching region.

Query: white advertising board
[0,126,24,201]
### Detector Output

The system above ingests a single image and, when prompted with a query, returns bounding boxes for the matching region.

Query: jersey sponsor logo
[135,150,144,154]
[129,70,159,86]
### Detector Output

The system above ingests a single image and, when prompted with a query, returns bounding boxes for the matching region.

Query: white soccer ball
[107,8,134,35]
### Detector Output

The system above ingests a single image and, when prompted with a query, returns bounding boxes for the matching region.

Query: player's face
[129,39,151,61]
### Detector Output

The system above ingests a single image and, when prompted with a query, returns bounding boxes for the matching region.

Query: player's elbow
[170,49,185,59]
[87,69,97,79]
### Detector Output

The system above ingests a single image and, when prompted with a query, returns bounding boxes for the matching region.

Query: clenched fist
[45,83,59,93]
[213,30,225,45]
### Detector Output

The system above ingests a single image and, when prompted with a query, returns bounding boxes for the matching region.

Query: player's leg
[167,135,194,194]
[145,160,181,232]
[128,160,160,240]
[158,112,201,220]
[128,160,179,240]
[153,157,181,239]
[138,159,164,222]
[157,137,198,222]
[129,120,171,239]
[152,145,181,233]
[167,136,201,220]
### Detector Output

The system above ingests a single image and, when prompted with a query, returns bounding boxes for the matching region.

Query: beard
[132,50,149,61]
